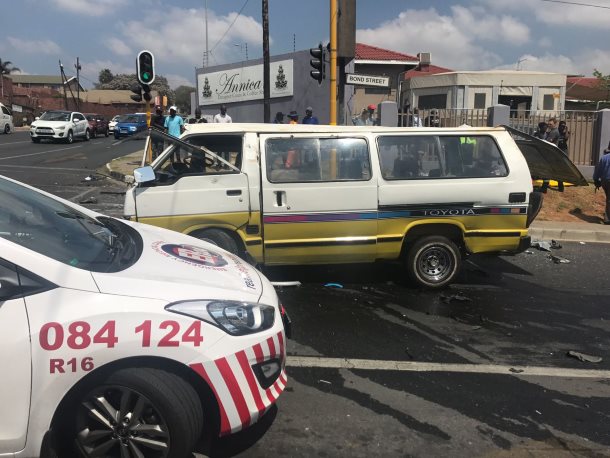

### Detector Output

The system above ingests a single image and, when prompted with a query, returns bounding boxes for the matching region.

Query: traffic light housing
[130,84,142,102]
[137,50,155,85]
[309,43,325,84]
[142,83,152,102]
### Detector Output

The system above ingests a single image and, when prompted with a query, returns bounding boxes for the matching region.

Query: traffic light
[142,83,152,102]
[309,43,325,84]
[137,50,155,85]
[130,84,142,102]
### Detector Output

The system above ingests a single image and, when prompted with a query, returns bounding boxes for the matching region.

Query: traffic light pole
[329,0,337,125]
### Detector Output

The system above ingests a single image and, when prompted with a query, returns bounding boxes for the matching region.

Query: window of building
[543,94,555,110]
[474,93,486,109]
[266,137,370,183]
[377,135,507,180]
[418,94,447,109]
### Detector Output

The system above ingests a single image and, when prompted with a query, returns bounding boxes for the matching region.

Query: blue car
[114,114,147,139]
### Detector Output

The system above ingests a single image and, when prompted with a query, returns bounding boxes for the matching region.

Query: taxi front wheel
[406,235,461,289]
[195,228,239,256]
[66,367,204,458]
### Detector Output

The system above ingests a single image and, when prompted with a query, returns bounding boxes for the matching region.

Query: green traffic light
[142,72,151,81]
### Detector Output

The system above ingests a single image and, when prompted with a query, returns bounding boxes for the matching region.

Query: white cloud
[117,7,265,67]
[7,37,61,55]
[492,49,610,76]
[106,37,131,56]
[164,74,195,90]
[51,0,122,16]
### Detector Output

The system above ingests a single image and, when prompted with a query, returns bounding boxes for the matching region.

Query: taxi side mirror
[0,278,20,301]
[134,166,155,184]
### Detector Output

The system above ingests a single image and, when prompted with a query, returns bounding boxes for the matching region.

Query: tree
[174,85,196,113]
[594,69,610,101]
[97,73,175,104]
[0,59,20,75]
[97,68,114,86]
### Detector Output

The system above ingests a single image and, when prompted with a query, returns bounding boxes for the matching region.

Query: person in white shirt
[213,105,232,123]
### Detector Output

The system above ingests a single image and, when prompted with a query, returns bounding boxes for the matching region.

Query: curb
[528,226,610,244]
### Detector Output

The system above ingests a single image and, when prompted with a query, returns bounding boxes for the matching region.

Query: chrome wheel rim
[417,245,454,283]
[76,385,170,458]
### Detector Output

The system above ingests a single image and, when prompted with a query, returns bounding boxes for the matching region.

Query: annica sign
[198,60,293,105]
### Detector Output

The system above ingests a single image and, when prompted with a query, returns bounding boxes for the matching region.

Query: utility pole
[262,0,270,123]
[75,57,81,111]
[59,60,68,110]
[329,0,338,125]
[205,0,209,67]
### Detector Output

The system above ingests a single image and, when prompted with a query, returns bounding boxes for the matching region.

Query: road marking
[0,164,91,172]
[0,144,82,161]
[0,140,31,146]
[287,356,610,379]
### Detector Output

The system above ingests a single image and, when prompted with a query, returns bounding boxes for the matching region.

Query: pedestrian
[410,107,423,127]
[367,104,377,126]
[213,105,232,123]
[424,109,440,127]
[164,106,184,138]
[546,117,560,146]
[194,108,208,123]
[533,122,548,140]
[593,141,610,225]
[302,106,319,124]
[287,110,299,124]
[352,108,369,126]
[150,105,165,159]
[273,111,284,124]
[558,120,570,155]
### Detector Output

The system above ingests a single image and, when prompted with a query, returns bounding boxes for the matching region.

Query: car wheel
[91,129,96,139]
[194,228,239,256]
[3,124,10,134]
[84,129,90,141]
[32,137,41,143]
[62,367,203,458]
[406,235,461,289]
[66,130,74,144]
[104,128,109,137]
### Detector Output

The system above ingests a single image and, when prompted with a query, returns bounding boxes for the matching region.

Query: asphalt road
[2,130,610,457]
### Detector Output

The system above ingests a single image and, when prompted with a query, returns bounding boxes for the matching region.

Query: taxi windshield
[0,178,142,272]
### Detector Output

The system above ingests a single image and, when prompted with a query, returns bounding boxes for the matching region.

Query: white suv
[30,110,90,143]
[0,102,13,134]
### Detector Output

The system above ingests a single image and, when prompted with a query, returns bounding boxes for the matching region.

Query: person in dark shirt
[302,107,319,124]
[593,141,610,224]
[273,112,284,124]
[150,106,165,159]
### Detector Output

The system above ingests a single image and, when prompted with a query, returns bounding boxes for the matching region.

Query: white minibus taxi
[125,124,586,288]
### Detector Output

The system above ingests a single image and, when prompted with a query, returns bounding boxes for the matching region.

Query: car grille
[35,127,55,135]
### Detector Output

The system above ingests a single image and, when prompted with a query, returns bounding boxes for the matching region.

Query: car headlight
[165,300,275,336]
[56,124,66,130]
[129,126,137,131]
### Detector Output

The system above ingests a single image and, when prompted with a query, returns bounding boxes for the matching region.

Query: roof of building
[403,64,454,79]
[566,76,607,101]
[355,43,419,63]
[80,89,160,105]
[7,74,77,85]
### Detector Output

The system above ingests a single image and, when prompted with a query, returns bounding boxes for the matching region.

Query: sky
[1,0,610,90]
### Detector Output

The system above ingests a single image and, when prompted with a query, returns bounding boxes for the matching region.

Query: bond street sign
[346,73,390,88]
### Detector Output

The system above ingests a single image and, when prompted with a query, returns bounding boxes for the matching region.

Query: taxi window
[266,137,370,183]
[377,135,507,180]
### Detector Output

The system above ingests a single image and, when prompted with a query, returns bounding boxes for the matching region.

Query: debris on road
[531,240,552,251]
[566,350,603,363]
[551,240,562,249]
[324,283,344,289]
[318,379,332,385]
[524,250,534,254]
[79,196,97,204]
[270,281,302,287]
[509,368,524,373]
[441,293,471,303]
[549,254,571,264]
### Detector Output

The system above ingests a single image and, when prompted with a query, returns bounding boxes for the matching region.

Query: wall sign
[346,73,390,87]
[198,60,293,105]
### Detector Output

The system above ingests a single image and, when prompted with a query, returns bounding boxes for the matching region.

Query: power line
[540,0,610,9]
[210,0,250,53]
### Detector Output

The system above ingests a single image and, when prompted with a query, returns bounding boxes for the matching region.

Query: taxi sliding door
[260,134,378,265]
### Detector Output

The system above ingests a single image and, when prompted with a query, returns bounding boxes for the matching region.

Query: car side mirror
[35,117,40,121]
[134,166,156,184]
[0,277,20,301]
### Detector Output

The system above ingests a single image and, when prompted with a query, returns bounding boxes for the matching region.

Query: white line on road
[0,140,32,146]
[0,144,82,161]
[0,164,91,172]
[288,356,610,379]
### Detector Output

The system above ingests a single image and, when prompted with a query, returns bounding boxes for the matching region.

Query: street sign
[346,73,390,87]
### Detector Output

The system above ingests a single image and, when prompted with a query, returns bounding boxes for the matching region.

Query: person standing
[352,108,369,126]
[593,142,610,225]
[273,112,284,124]
[164,106,184,138]
[287,111,299,124]
[302,107,319,124]
[213,105,232,123]
[411,108,423,127]
[533,122,548,140]
[546,118,560,146]
[150,105,165,159]
[558,120,570,155]
[366,104,377,126]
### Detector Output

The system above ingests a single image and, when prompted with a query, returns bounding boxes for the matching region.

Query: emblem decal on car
[157,243,228,267]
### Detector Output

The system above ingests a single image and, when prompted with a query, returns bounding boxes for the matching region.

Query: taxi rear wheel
[406,235,461,289]
[67,367,203,458]
[194,228,239,256]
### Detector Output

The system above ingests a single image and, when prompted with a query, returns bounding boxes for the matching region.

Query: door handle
[274,190,286,207]
[226,189,242,196]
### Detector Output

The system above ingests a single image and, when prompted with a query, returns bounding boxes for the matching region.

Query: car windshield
[121,115,142,123]
[40,111,71,122]
[85,115,95,121]
[0,177,142,272]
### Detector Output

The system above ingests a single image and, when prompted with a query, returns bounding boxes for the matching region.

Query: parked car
[84,113,109,138]
[0,102,14,134]
[0,172,290,457]
[30,110,90,143]
[108,114,120,134]
[114,113,147,139]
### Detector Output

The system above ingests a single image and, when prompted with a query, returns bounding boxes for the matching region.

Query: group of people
[151,104,233,139]
[352,104,378,126]
[273,107,319,124]
[533,117,570,155]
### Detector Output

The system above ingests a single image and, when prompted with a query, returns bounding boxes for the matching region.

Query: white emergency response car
[125,125,586,289]
[0,174,289,457]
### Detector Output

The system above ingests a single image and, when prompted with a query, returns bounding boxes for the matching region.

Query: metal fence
[398,108,597,166]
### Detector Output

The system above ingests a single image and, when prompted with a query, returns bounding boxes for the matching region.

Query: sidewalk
[105,154,610,244]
